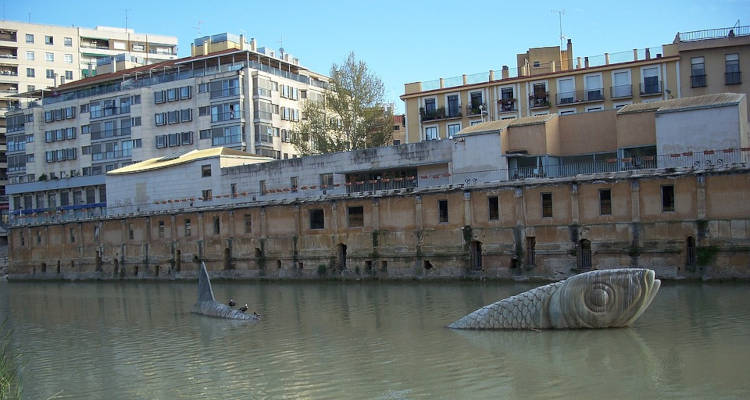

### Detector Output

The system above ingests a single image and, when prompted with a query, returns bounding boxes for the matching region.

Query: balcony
[691,74,707,88]
[465,103,486,116]
[252,110,272,121]
[556,89,605,105]
[90,127,131,141]
[639,81,662,96]
[725,71,741,85]
[0,31,16,43]
[419,107,461,122]
[90,106,129,120]
[610,84,633,99]
[0,54,16,60]
[92,149,131,162]
[498,98,517,112]
[214,111,243,123]
[529,93,550,109]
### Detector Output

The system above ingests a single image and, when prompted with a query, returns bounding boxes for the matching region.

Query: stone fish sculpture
[192,262,259,321]
[449,268,660,330]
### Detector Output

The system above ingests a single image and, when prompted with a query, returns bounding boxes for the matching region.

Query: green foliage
[37,174,47,181]
[292,52,393,155]
[0,320,21,400]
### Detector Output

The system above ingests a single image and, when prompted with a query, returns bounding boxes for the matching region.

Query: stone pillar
[439,78,444,89]
[696,174,706,220]
[260,207,267,237]
[570,183,580,225]
[415,195,423,230]
[464,191,472,226]
[372,199,380,231]
[331,201,339,233]
[514,187,526,226]
[630,180,641,222]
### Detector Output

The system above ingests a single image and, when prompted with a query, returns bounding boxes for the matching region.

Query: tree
[292,52,393,155]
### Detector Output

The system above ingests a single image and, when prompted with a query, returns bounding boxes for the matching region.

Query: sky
[4,0,748,112]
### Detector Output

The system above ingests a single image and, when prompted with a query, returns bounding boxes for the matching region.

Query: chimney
[250,38,256,52]
[502,65,509,79]
[584,57,589,68]
[633,49,638,61]
[566,39,573,71]
[645,48,651,60]
[489,69,494,81]
[239,34,245,50]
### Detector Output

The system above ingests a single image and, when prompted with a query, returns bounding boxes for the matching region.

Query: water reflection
[0,281,749,399]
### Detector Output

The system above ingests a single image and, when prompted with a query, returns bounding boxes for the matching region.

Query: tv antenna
[193,20,204,36]
[551,9,566,49]
[278,33,284,53]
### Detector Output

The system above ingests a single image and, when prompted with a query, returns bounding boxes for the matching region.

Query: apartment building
[401,25,750,144]
[0,21,178,227]
[4,32,329,219]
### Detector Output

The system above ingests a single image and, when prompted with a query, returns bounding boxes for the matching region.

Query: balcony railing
[555,89,605,105]
[0,54,17,59]
[345,177,417,194]
[498,98,517,112]
[529,93,550,108]
[92,149,131,162]
[691,74,707,88]
[90,106,129,119]
[725,71,741,85]
[252,110,272,121]
[466,103,486,116]
[677,26,750,42]
[639,81,662,96]
[210,87,240,99]
[90,127,131,140]
[419,107,461,122]
[0,71,17,77]
[610,84,633,99]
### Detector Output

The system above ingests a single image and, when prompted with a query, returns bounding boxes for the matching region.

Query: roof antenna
[551,9,566,50]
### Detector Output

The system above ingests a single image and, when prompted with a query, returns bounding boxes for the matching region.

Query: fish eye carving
[584,282,615,313]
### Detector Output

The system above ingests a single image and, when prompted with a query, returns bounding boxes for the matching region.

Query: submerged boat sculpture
[449,268,660,330]
[192,262,259,321]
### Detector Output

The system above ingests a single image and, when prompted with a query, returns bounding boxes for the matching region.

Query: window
[180,86,191,99]
[199,106,210,116]
[201,164,211,177]
[585,74,603,101]
[202,189,212,201]
[64,37,72,47]
[180,108,192,122]
[244,214,252,233]
[448,124,461,137]
[25,34,33,43]
[65,71,73,81]
[425,126,438,140]
[726,53,741,85]
[64,54,73,64]
[691,57,706,87]
[132,95,141,104]
[470,120,482,126]
[154,91,165,104]
[320,173,334,188]
[526,236,536,266]
[128,224,134,240]
[45,35,53,45]
[447,94,460,117]
[259,180,266,195]
[348,206,364,227]
[198,83,209,93]
[167,88,178,102]
[642,67,660,94]
[27,85,35,92]
[599,189,612,215]
[46,69,55,79]
[662,185,674,212]
[310,209,325,229]
[541,192,553,218]
[612,70,631,98]
[184,219,192,236]
[200,129,211,139]
[290,176,298,192]
[26,51,34,61]
[424,98,436,114]
[45,52,54,62]
[213,216,220,235]
[438,199,448,223]
[557,78,575,104]
[470,91,483,112]
[686,236,696,267]
[488,196,499,220]
[500,87,515,111]
[167,110,179,124]
[158,221,165,238]
[24,67,34,78]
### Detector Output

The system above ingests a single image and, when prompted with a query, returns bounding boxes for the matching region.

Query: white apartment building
[0,20,178,227]
[5,35,329,221]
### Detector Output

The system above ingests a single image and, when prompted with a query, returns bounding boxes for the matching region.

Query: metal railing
[677,26,750,42]
[529,93,550,108]
[345,177,417,194]
[91,149,131,161]
[691,74,707,88]
[498,98,517,112]
[210,87,240,99]
[420,107,462,122]
[725,71,741,85]
[639,81,662,96]
[465,103,486,116]
[90,127,131,140]
[556,89,605,105]
[90,107,129,120]
[0,54,17,59]
[213,111,243,123]
[610,84,633,99]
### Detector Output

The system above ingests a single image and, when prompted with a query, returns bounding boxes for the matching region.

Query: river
[1,280,749,399]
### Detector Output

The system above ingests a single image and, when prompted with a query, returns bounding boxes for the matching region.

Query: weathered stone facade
[8,168,750,281]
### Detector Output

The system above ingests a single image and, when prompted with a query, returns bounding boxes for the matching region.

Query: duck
[227,299,236,307]
[239,304,248,313]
